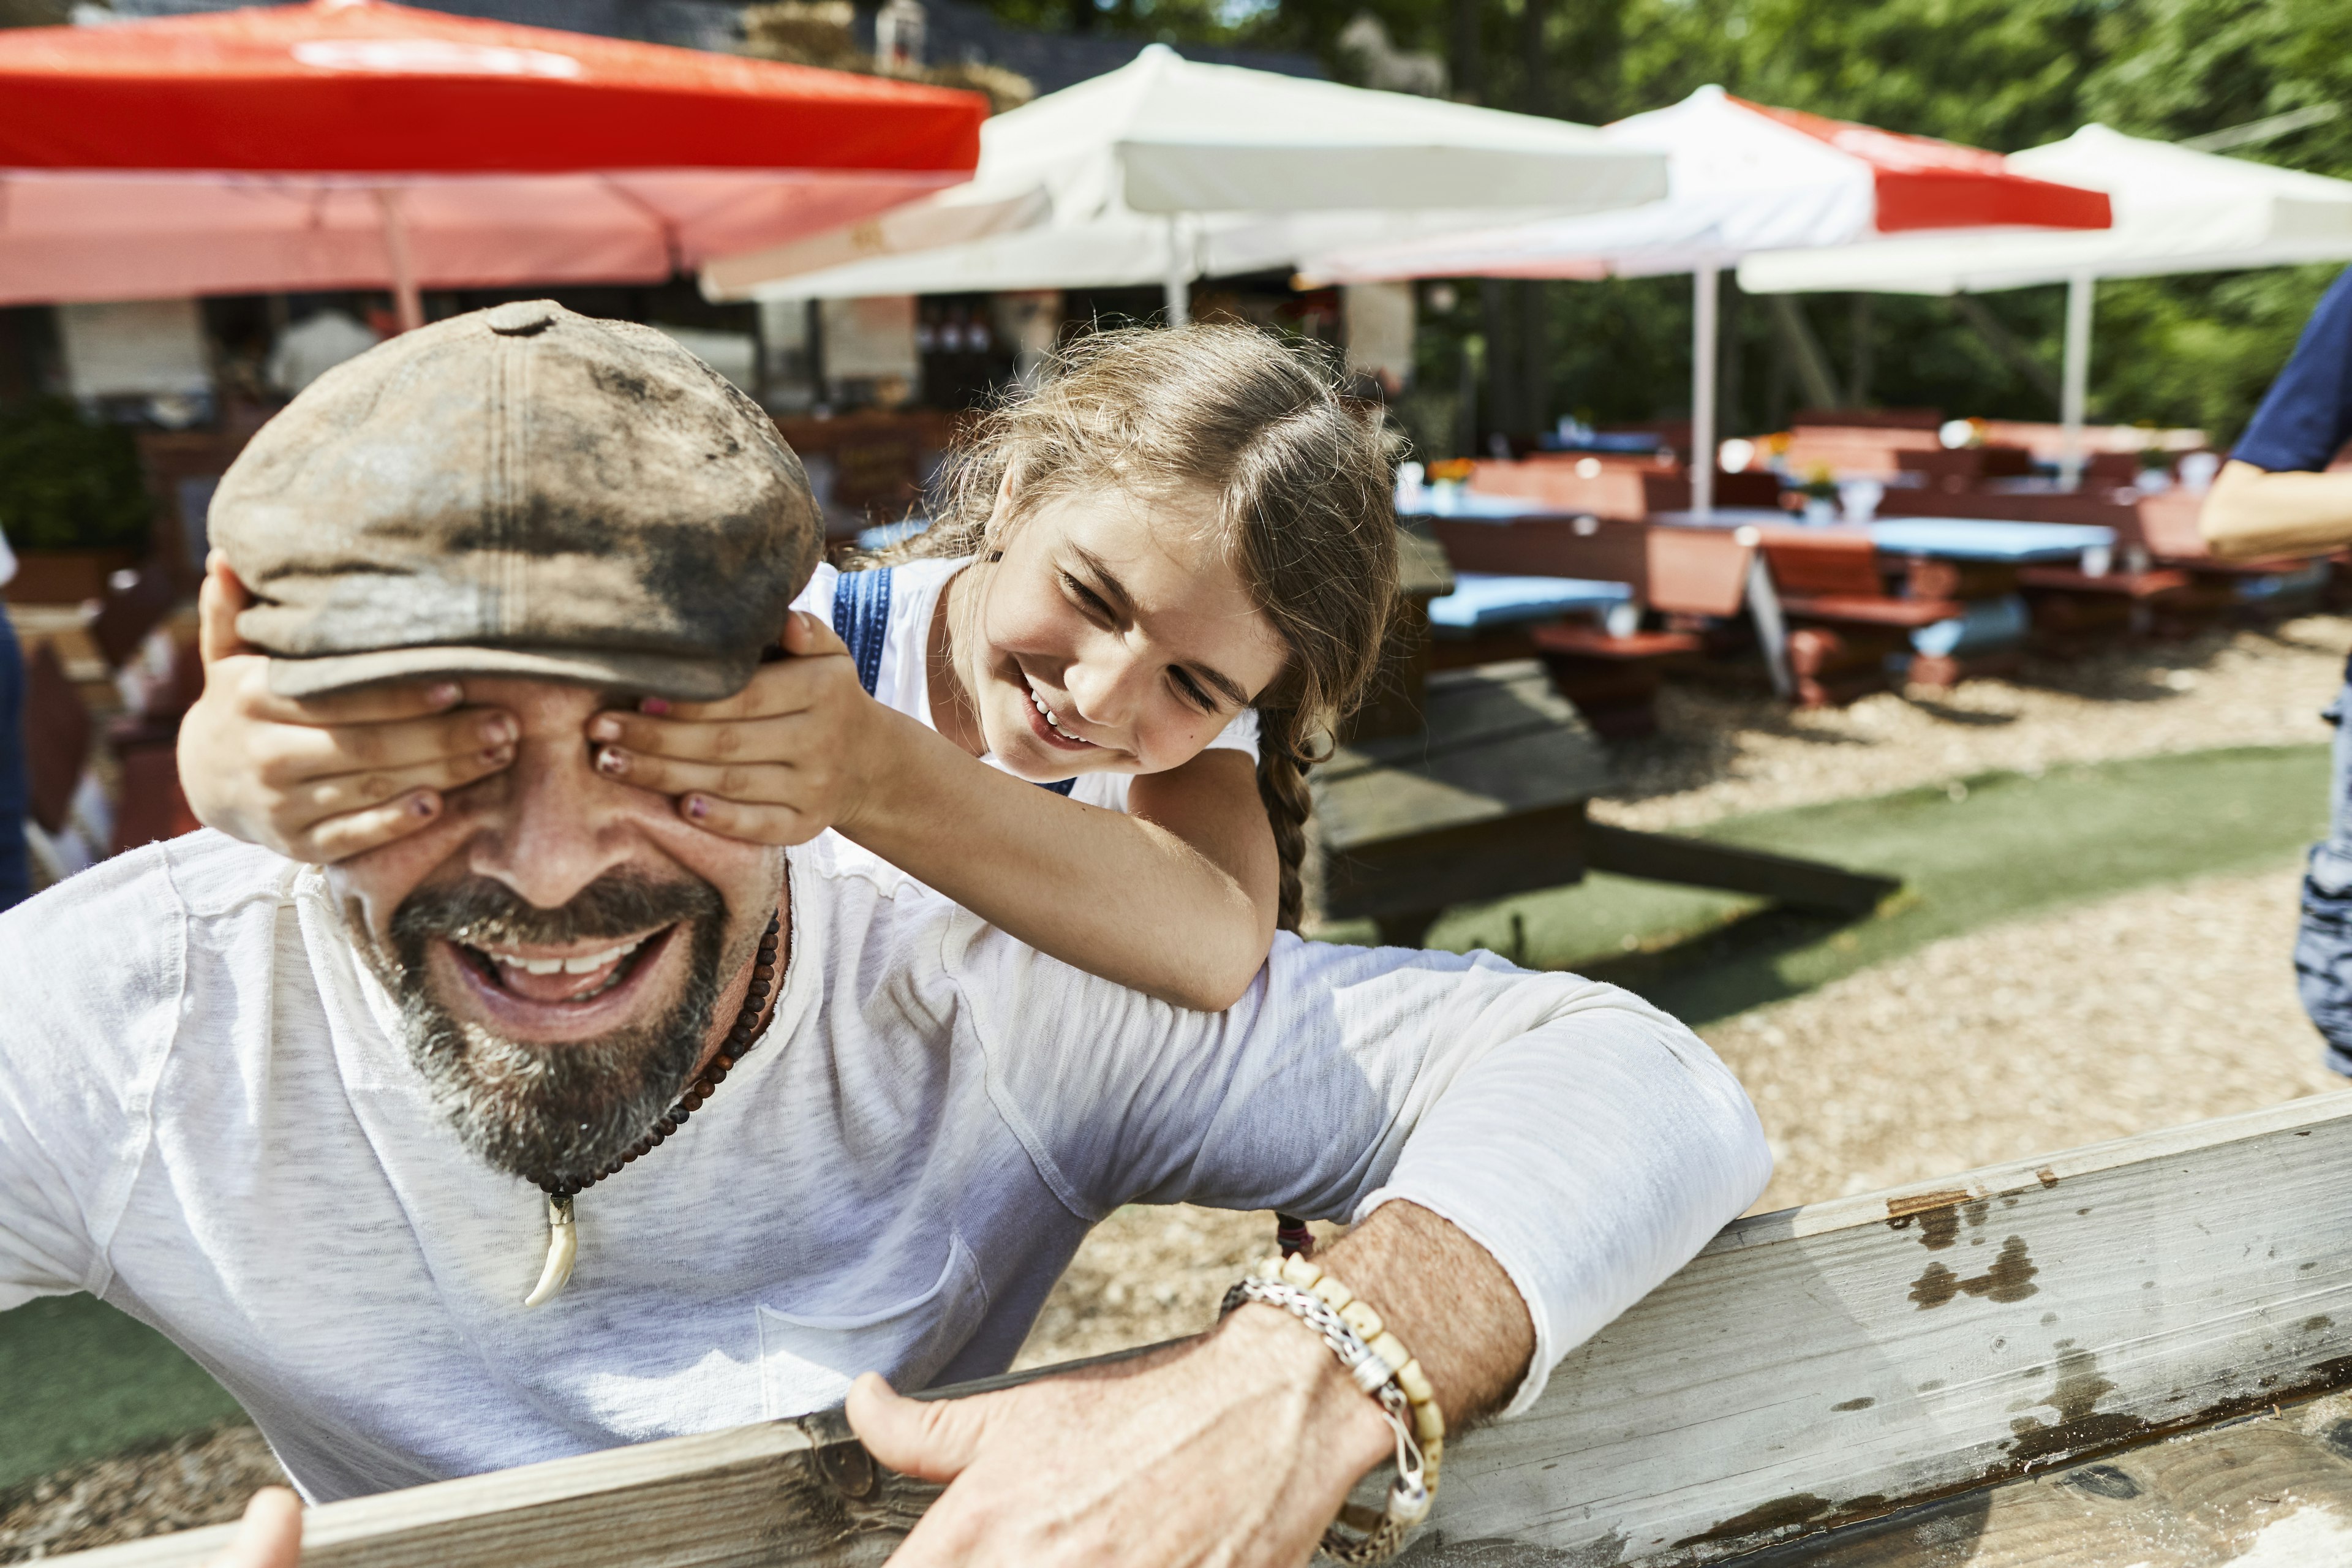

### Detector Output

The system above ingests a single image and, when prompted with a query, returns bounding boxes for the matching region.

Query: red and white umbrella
[1302,86,2112,511]
[0,0,986,323]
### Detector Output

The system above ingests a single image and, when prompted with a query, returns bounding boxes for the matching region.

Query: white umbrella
[699,43,1667,321]
[1737,126,2352,480]
[1298,86,2111,512]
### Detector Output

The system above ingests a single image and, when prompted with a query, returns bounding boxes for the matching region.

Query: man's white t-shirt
[791,558,1261,814]
[0,833,1770,1502]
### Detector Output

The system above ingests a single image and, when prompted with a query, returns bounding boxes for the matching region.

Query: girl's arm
[590,614,1280,1011]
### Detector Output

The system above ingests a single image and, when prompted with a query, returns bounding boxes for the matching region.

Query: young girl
[179,325,1401,1011]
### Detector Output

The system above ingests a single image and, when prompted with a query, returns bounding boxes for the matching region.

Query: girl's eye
[1061,573,1114,621]
[1170,668,1218,714]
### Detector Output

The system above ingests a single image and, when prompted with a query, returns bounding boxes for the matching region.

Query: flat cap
[211,301,821,701]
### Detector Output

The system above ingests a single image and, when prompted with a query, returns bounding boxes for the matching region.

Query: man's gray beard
[379,872,731,1191]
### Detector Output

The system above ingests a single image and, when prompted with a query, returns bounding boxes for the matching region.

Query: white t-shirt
[0,832,1769,1502]
[792,558,1261,813]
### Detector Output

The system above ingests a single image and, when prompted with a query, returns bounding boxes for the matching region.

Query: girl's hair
[899,323,1401,930]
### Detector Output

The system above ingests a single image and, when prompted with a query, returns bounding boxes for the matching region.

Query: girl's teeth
[1027,687,1087,743]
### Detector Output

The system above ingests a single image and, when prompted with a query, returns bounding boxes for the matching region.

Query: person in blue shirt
[2203,266,2352,1074]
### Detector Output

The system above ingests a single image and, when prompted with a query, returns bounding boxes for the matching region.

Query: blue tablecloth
[1866,518,2116,562]
[1426,572,1633,632]
[1396,489,1570,521]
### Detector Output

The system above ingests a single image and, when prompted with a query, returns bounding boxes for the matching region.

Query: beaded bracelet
[1219,1254,1447,1564]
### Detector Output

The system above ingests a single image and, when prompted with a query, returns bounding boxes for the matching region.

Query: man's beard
[380,872,732,1191]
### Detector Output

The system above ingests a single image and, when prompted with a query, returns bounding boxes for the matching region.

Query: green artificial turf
[0,744,2330,1491]
[0,1294,246,1492]
[1418,744,2332,1025]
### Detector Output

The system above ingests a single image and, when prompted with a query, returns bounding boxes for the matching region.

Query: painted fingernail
[595,747,628,776]
[639,696,673,716]
[484,744,514,766]
[589,715,621,742]
[481,715,518,745]
[409,793,438,818]
[685,794,709,820]
[427,682,461,708]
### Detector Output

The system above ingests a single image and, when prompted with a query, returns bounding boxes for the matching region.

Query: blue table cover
[1426,572,1633,632]
[1866,518,2115,562]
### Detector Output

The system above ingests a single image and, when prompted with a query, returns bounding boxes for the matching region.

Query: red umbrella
[0,0,986,318]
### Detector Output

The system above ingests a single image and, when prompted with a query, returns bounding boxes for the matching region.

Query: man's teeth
[487,936,647,976]
[1026,687,1087,743]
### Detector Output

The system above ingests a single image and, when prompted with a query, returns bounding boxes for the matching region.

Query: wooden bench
[1308,661,1897,946]
[1757,532,1964,706]
[66,1094,2352,1568]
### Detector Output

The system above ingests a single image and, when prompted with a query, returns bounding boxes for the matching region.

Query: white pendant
[523,1193,576,1308]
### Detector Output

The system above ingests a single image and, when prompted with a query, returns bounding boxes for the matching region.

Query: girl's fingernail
[589,715,620,742]
[481,714,517,745]
[596,747,627,775]
[409,793,437,818]
[685,795,709,820]
[639,696,673,716]
[428,683,461,707]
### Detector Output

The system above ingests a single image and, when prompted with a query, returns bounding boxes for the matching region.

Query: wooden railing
[58,1091,2352,1566]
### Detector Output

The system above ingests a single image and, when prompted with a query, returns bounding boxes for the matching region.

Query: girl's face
[953,484,1288,781]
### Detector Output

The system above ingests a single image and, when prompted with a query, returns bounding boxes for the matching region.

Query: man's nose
[466,721,639,911]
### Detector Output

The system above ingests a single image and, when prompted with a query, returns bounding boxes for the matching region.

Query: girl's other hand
[586,611,872,846]
[178,554,519,864]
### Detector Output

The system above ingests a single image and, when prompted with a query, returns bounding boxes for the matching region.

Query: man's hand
[848,1201,1536,1567]
[206,1487,300,1568]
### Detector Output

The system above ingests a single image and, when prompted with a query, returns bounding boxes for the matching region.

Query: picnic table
[1306,660,1897,946]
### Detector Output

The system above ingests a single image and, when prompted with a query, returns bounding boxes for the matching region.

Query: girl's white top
[793,559,1261,812]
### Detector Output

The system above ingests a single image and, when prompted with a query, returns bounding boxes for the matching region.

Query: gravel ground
[20,619,2349,1555]
[1709,859,2345,1215]
[1596,614,2352,831]
[0,1428,284,1564]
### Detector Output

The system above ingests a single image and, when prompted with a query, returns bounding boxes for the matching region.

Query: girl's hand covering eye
[586,611,875,846]
[176,553,520,864]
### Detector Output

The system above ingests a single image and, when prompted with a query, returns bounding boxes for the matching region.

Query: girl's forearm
[2201,460,2352,560]
[838,713,1276,1009]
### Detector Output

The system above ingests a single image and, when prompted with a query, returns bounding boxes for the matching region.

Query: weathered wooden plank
[1583,823,1900,916]
[51,1419,930,1568]
[1405,1091,2352,1565]
[53,1097,2352,1568]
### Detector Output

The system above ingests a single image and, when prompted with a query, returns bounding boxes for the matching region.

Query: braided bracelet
[1219,1254,1447,1564]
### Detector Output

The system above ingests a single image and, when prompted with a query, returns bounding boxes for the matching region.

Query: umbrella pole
[2059,271,2094,489]
[1692,263,1719,518]
[373,189,425,334]
[1164,216,1191,327]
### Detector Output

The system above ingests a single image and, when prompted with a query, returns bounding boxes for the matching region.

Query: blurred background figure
[0,523,28,912]
[2201,266,2352,1075]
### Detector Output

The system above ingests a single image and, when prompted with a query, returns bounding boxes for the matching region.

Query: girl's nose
[1063,639,1150,729]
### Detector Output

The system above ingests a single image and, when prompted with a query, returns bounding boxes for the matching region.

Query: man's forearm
[1301,1198,1536,1428]
[2201,459,2352,559]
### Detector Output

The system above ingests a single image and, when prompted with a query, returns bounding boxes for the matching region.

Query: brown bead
[753,962,775,980]
[706,1065,728,1085]
[680,1091,706,1112]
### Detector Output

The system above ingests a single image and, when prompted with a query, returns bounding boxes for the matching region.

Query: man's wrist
[1212,1301,1394,1475]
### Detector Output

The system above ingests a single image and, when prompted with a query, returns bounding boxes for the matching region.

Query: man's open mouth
[445,925,676,1006]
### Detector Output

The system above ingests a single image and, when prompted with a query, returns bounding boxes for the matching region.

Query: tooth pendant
[523,1193,576,1307]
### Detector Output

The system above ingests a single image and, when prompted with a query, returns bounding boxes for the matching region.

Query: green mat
[1407,744,2331,1025]
[1,743,2331,1490]
[0,1294,246,1493]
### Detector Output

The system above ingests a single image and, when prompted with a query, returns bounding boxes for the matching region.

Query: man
[2201,267,2352,1074]
[0,303,1770,1567]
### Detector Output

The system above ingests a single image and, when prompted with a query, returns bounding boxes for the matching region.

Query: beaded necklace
[522,911,783,1307]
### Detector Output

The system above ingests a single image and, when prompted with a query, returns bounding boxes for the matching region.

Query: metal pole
[1163,216,1191,327]
[1692,263,1719,518]
[2060,272,2094,489]
[373,188,424,334]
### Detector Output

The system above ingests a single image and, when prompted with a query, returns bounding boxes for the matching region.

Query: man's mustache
[391,870,725,957]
